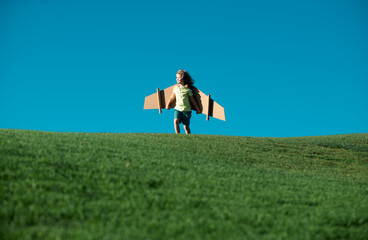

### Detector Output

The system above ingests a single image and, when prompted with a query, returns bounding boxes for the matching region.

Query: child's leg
[174,119,180,134]
[174,110,181,134]
[182,111,192,134]
[183,125,191,134]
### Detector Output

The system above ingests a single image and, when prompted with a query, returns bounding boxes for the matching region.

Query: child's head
[176,70,184,84]
[176,69,194,89]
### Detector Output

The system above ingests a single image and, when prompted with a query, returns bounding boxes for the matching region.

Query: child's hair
[177,69,195,89]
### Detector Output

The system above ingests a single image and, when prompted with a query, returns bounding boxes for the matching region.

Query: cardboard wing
[143,85,176,113]
[143,84,225,121]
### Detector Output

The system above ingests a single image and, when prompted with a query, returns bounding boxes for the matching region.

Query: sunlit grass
[1,129,367,239]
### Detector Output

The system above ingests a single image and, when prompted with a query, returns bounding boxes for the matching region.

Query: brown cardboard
[144,84,226,121]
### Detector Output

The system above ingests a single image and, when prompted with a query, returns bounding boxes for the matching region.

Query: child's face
[176,73,184,84]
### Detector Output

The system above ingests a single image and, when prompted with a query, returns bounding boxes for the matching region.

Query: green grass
[1,129,368,240]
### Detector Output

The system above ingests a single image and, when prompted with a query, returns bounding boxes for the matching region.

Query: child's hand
[165,104,170,110]
[196,109,201,114]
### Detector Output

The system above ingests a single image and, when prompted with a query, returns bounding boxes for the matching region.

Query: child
[165,70,201,134]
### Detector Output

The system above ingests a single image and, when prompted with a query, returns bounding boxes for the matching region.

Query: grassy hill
[1,129,367,239]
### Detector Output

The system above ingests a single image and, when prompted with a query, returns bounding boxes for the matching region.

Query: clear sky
[1,0,367,137]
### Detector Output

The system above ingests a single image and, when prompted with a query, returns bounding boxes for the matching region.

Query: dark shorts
[174,109,192,126]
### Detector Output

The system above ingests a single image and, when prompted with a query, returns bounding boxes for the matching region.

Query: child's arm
[190,96,202,114]
[165,93,176,109]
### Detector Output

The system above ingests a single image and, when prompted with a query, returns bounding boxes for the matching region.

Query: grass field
[1,129,368,239]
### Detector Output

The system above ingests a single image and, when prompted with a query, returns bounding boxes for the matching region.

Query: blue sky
[1,0,367,137]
